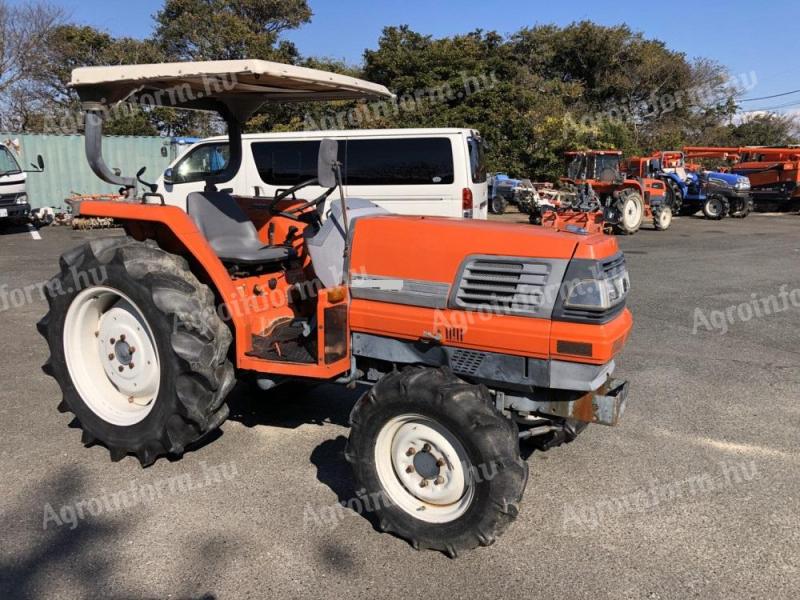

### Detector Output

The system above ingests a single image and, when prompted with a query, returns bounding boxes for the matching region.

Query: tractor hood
[704,170,749,188]
[348,215,618,287]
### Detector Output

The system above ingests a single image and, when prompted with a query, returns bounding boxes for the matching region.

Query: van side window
[468,137,486,183]
[252,140,331,186]
[346,138,454,185]
[172,143,230,184]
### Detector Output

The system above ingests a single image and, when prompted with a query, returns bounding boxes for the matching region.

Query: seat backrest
[187,191,260,251]
[305,198,389,288]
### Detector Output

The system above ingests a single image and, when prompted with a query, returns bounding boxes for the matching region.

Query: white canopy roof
[71,60,394,120]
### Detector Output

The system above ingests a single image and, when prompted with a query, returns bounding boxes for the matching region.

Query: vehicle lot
[1,213,798,599]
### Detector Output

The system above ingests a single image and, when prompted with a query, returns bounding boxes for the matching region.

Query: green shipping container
[0,133,171,210]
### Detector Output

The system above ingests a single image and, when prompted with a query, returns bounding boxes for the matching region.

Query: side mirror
[163,168,174,184]
[317,139,339,189]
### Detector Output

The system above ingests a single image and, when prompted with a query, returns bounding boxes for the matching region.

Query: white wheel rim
[622,197,642,229]
[375,414,475,524]
[659,208,672,228]
[707,198,722,216]
[63,286,161,426]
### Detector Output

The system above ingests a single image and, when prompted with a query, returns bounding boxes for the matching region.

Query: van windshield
[0,146,21,177]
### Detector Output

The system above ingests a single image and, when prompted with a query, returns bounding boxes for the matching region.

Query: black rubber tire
[489,195,507,215]
[346,367,528,557]
[613,190,644,235]
[37,236,235,466]
[702,194,729,220]
[729,196,753,218]
[666,179,683,214]
[653,205,673,231]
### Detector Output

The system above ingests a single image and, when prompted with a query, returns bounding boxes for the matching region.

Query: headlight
[15,193,28,205]
[564,269,630,310]
[735,180,750,190]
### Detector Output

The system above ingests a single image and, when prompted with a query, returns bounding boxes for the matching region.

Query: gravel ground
[0,212,798,599]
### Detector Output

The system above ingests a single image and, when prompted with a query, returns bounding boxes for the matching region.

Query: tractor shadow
[225,380,361,431]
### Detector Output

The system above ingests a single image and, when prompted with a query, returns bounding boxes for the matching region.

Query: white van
[156,128,489,219]
[0,143,30,222]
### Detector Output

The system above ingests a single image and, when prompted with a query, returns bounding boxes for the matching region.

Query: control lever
[283,226,299,245]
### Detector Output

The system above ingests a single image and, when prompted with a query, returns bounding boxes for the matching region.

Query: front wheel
[729,196,752,218]
[347,367,527,557]
[653,205,673,231]
[489,195,507,215]
[38,237,235,466]
[702,195,729,220]
[614,191,644,235]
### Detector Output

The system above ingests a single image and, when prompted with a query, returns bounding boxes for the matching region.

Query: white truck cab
[0,142,31,222]
[156,128,489,219]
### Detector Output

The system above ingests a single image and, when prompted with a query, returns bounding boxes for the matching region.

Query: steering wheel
[273,185,337,222]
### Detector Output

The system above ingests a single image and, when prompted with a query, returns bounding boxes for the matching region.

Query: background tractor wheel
[38,237,235,466]
[666,180,683,214]
[614,190,644,235]
[347,367,527,557]
[653,205,673,231]
[489,195,507,215]
[729,196,753,218]
[702,194,729,220]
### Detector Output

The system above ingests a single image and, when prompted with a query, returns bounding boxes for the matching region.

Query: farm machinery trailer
[37,60,632,556]
[683,146,798,211]
[623,152,752,219]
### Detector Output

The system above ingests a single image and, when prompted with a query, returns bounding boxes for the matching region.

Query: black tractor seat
[187,191,297,266]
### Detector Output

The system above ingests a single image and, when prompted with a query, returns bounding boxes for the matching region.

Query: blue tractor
[648,151,753,219]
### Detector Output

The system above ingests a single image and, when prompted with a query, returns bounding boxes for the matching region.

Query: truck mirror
[163,168,174,184]
[318,139,339,189]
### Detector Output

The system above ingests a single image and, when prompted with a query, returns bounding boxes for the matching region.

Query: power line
[740,89,800,102]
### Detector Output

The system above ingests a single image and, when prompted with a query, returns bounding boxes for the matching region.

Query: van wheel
[346,367,528,557]
[37,237,235,466]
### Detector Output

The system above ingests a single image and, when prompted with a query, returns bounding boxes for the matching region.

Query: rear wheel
[347,367,527,557]
[666,180,684,214]
[614,190,644,235]
[38,237,235,466]
[653,205,673,231]
[702,194,729,220]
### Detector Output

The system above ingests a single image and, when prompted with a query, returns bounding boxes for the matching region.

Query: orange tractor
[535,150,672,235]
[37,61,632,555]
[684,146,800,210]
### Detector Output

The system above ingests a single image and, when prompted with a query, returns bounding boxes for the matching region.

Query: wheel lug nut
[129,347,136,354]
[120,334,126,341]
[118,366,124,373]
[406,447,416,456]
[419,480,428,488]
[129,363,135,370]
[108,354,114,361]
[405,465,415,474]
[422,443,431,452]
[436,458,446,467]
[110,338,116,345]
[434,476,444,485]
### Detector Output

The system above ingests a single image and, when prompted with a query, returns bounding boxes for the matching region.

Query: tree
[0,0,64,129]
[728,113,799,146]
[154,0,311,61]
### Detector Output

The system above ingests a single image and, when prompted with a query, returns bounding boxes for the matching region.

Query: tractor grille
[453,257,551,316]
[449,349,486,376]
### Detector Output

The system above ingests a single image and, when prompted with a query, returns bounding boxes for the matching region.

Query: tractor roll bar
[84,102,243,196]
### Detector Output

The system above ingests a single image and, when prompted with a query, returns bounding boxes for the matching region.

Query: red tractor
[535,151,672,235]
[37,60,633,555]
